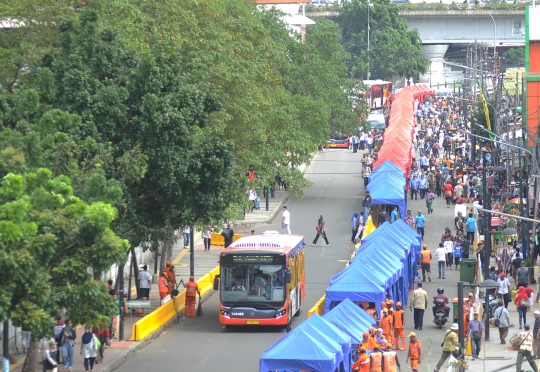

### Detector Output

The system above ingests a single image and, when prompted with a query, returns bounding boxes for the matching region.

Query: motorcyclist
[432,287,450,318]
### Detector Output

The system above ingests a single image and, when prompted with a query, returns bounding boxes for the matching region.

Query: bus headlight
[220,310,230,318]
[275,309,286,318]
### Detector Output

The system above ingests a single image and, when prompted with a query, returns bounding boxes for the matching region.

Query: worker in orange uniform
[358,332,375,354]
[158,272,169,301]
[180,275,200,318]
[381,308,393,346]
[383,344,402,372]
[420,244,432,282]
[405,332,422,372]
[167,264,176,295]
[393,302,405,350]
[369,344,384,372]
[463,292,476,332]
[352,347,370,372]
[379,301,388,323]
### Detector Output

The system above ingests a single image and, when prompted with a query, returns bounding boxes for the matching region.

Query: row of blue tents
[260,219,422,372]
[325,219,422,316]
[260,299,377,372]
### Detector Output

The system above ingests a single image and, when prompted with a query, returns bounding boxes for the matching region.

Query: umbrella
[508,198,527,204]
[500,192,514,201]
[495,166,506,173]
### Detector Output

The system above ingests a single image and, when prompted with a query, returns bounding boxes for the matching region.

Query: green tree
[340,0,430,81]
[0,168,128,370]
[503,47,525,68]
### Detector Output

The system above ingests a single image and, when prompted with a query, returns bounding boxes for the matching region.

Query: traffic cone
[465,336,472,356]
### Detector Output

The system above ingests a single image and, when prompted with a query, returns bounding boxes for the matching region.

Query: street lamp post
[484,11,497,76]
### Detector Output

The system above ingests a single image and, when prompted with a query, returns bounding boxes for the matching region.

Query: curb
[103,154,315,372]
[103,290,215,372]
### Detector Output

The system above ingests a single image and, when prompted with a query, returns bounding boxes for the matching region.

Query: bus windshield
[220,264,286,307]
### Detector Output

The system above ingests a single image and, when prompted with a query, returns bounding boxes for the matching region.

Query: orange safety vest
[420,250,431,264]
[186,281,198,297]
[370,352,383,372]
[352,353,371,372]
[383,351,398,372]
[158,276,168,293]
[409,340,421,359]
[393,309,404,329]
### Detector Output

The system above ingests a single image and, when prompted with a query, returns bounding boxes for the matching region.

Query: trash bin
[453,298,459,320]
[460,258,477,283]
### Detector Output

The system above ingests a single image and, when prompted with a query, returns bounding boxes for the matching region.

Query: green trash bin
[460,258,477,283]
[452,298,459,320]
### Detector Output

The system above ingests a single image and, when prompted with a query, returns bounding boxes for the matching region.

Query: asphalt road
[115,148,467,372]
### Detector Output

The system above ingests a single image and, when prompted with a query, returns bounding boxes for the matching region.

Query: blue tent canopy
[351,244,406,304]
[363,222,416,262]
[323,299,376,344]
[260,328,343,372]
[351,246,404,285]
[298,314,353,372]
[366,175,407,218]
[393,219,422,258]
[369,160,405,182]
[358,224,411,294]
[325,261,387,313]
[360,221,417,291]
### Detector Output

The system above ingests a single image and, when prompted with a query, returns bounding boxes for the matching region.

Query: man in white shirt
[435,243,447,279]
[282,206,291,234]
[138,264,152,300]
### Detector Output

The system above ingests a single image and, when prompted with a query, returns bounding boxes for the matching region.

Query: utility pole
[482,150,493,340]
[3,320,9,372]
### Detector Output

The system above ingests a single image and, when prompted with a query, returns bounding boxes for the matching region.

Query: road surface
[115,148,464,371]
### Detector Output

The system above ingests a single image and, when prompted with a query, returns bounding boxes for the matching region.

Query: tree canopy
[0,2,364,359]
[339,0,430,81]
[502,47,525,69]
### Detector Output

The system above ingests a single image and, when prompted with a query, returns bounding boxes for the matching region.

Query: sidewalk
[478,284,540,372]
[8,186,291,372]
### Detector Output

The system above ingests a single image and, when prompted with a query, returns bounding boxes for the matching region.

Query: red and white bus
[214,231,305,327]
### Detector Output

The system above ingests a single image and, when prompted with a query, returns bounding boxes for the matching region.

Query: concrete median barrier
[130,265,221,341]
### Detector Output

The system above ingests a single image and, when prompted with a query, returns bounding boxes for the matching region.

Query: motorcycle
[487,294,499,320]
[433,299,448,329]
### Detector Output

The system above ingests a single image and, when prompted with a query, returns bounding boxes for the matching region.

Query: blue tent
[366,174,407,218]
[393,219,422,259]
[358,223,413,295]
[325,261,388,313]
[351,244,406,304]
[368,160,405,182]
[323,298,376,344]
[260,328,343,372]
[364,221,417,260]
[297,314,353,372]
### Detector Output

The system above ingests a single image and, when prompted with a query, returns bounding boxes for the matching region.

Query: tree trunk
[159,241,167,273]
[21,337,39,372]
[130,247,140,299]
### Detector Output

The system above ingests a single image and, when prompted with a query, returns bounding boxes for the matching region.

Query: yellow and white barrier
[130,265,220,341]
